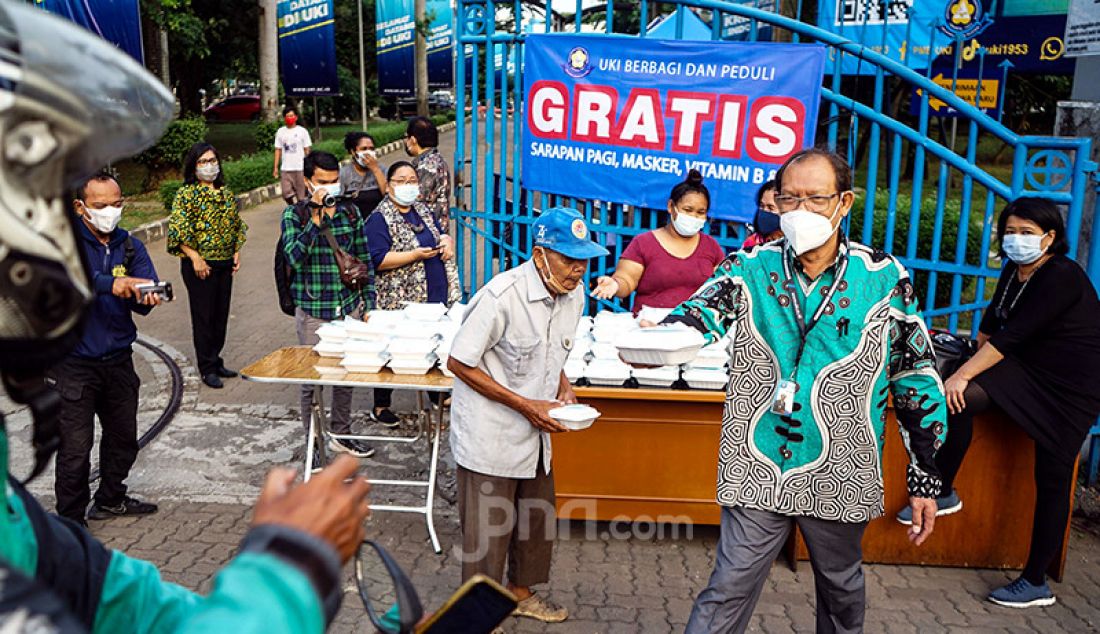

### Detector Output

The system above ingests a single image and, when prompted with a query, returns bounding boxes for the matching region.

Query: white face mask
[671,209,706,237]
[311,182,342,198]
[780,206,842,256]
[1003,234,1047,265]
[354,150,376,167]
[392,184,420,206]
[83,203,123,234]
[196,163,220,182]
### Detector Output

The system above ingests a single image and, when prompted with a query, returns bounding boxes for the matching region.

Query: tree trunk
[259,0,280,122]
[415,0,429,117]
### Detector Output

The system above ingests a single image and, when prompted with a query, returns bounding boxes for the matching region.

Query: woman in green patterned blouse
[168,142,247,389]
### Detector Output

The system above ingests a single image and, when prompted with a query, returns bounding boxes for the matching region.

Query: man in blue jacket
[51,171,161,525]
[0,3,371,631]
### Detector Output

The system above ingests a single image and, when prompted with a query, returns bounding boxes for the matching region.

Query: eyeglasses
[774,193,841,213]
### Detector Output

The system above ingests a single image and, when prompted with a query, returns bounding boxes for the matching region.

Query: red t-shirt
[620,230,727,314]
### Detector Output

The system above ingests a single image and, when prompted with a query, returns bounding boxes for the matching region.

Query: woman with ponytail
[592,169,725,313]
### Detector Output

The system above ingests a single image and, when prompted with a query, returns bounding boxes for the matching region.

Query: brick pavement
[6,127,1100,631]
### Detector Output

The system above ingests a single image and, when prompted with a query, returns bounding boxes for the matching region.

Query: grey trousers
[295,307,353,434]
[455,454,555,588]
[685,506,867,634]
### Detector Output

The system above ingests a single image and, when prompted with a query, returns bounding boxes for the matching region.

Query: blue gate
[451,1,1099,332]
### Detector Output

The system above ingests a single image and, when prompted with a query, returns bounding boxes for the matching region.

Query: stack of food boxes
[681,338,731,390]
[384,303,446,375]
[435,303,465,378]
[563,316,592,383]
[341,309,402,374]
[310,303,470,377]
[584,312,635,387]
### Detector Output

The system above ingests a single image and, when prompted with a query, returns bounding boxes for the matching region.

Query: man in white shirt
[447,207,608,625]
[273,107,312,204]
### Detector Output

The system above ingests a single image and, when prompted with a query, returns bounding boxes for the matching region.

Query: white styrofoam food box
[616,325,706,366]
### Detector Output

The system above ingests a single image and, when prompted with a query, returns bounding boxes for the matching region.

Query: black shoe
[370,408,401,428]
[215,365,238,378]
[328,437,375,458]
[202,373,224,388]
[88,496,158,520]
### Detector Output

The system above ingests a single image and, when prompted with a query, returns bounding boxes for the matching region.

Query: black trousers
[935,382,1075,585]
[181,258,234,376]
[50,353,140,523]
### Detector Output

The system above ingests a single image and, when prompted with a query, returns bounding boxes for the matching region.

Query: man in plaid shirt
[282,151,376,458]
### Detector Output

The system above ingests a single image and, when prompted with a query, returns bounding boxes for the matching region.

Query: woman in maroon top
[592,170,726,313]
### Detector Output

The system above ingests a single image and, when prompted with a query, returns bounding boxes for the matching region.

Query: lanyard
[781,247,849,374]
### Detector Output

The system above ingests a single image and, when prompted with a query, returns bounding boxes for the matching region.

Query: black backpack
[274,201,362,316]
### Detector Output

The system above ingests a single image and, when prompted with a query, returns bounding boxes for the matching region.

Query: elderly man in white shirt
[447,207,608,625]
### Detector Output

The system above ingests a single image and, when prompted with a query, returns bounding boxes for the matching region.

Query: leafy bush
[848,189,987,311]
[159,179,183,214]
[254,121,280,151]
[135,118,207,173]
[223,151,278,194]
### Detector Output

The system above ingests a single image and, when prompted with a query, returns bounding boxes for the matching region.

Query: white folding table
[242,346,453,553]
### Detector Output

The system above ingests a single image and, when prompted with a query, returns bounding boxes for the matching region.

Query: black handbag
[929,329,978,379]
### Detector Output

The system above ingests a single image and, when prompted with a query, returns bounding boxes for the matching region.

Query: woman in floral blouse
[168,142,247,389]
[365,161,460,425]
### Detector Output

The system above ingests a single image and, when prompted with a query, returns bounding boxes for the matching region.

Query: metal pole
[313,96,322,141]
[358,0,368,130]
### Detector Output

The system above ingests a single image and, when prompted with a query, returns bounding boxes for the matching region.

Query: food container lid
[636,305,673,324]
[402,302,449,322]
[615,325,705,352]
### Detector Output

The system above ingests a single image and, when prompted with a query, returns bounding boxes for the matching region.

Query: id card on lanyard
[770,248,849,416]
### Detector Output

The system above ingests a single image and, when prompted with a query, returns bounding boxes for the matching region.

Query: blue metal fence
[451,0,1099,331]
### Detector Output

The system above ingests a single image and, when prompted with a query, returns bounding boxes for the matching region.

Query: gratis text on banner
[521,35,826,222]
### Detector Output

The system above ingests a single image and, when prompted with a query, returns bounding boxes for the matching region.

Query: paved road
[4,127,1100,631]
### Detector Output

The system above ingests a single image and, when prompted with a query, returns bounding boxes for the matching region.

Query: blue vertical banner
[277,0,340,97]
[377,0,416,96]
[378,0,454,96]
[34,0,144,63]
[521,35,826,221]
[427,0,454,89]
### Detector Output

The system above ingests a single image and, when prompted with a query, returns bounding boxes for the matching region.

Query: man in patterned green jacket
[0,3,370,631]
[662,149,947,634]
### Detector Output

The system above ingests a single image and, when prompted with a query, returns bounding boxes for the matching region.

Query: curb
[128,120,459,245]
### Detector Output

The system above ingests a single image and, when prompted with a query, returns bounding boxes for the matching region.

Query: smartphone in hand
[416,575,518,634]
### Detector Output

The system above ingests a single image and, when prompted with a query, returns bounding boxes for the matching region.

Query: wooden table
[556,386,1076,580]
[242,346,452,553]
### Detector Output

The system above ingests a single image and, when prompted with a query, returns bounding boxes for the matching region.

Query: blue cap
[532,207,609,260]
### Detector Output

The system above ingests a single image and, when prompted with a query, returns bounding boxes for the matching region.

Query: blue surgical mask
[1003,234,1046,265]
[753,208,781,236]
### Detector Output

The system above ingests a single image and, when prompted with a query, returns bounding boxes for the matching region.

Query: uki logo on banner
[521,35,826,222]
[278,0,339,97]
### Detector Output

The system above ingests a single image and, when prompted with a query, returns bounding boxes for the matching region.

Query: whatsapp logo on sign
[1040,37,1065,61]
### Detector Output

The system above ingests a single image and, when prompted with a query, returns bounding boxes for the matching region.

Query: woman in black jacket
[897,198,1100,608]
